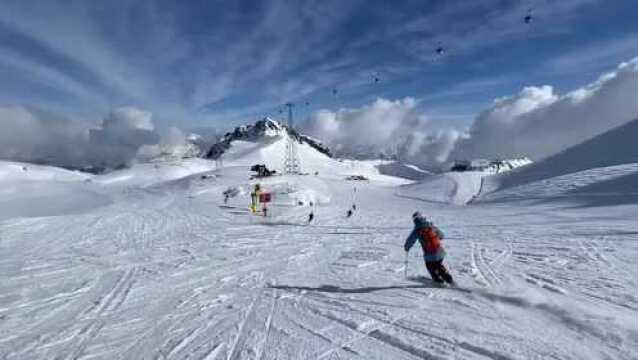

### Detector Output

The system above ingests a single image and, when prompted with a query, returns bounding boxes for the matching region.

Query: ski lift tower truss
[283,102,301,175]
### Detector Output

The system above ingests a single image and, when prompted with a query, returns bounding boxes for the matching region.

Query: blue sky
[1,0,638,130]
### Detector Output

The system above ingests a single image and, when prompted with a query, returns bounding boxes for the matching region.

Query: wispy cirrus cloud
[0,0,636,129]
[543,34,638,76]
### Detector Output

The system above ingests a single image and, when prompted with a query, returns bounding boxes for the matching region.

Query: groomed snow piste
[1,125,638,360]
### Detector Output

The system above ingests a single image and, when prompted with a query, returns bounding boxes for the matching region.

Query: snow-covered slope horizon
[0,161,110,220]
[375,162,432,181]
[2,145,638,359]
[2,153,637,359]
[484,118,638,192]
[396,171,484,205]
[2,117,638,359]
[478,118,638,206]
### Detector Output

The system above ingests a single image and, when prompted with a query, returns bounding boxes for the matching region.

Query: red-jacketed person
[404,212,455,286]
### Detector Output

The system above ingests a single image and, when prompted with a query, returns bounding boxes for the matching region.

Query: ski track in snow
[1,165,638,359]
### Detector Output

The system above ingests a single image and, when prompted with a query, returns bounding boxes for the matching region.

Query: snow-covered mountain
[485,118,638,191]
[391,157,531,206]
[205,118,332,160]
[198,117,412,182]
[480,118,638,204]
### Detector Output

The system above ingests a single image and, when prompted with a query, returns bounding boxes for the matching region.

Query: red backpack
[419,227,441,254]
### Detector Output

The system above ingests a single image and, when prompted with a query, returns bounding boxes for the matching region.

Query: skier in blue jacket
[405,212,454,285]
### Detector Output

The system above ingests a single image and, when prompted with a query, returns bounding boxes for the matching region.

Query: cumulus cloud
[88,107,159,168]
[303,98,460,170]
[304,98,419,156]
[305,57,638,171]
[403,130,465,165]
[0,106,193,171]
[137,127,203,160]
[0,105,90,166]
[452,57,638,161]
[4,56,638,174]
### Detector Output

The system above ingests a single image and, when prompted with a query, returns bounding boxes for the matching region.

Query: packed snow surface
[1,157,637,360]
[396,171,484,205]
[376,162,432,181]
[484,118,638,193]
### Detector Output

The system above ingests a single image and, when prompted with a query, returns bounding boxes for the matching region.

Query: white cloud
[306,56,638,171]
[0,106,196,171]
[0,105,89,165]
[304,98,421,156]
[88,107,159,168]
[543,35,638,76]
[4,54,638,174]
[397,0,601,61]
[303,97,460,170]
[0,2,151,102]
[136,127,196,160]
[452,57,638,161]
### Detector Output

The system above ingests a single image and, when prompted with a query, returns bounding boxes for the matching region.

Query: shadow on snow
[269,277,465,294]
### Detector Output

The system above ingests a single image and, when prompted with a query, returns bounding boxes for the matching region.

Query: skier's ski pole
[404,251,408,279]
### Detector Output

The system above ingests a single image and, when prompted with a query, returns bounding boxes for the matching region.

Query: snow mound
[376,161,432,180]
[0,161,90,182]
[0,161,109,219]
[396,171,484,205]
[484,118,638,194]
[481,163,638,207]
[95,158,217,188]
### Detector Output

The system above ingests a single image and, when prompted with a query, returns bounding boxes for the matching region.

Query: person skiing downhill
[404,212,454,286]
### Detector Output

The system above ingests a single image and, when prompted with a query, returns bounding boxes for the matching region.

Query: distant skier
[352,203,356,211]
[404,212,454,286]
[346,209,353,218]
[308,211,314,223]
[250,184,261,213]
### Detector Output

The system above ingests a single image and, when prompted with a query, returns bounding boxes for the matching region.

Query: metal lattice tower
[213,130,224,173]
[215,156,223,172]
[283,102,301,175]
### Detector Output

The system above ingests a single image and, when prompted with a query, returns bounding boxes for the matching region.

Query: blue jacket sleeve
[404,228,419,252]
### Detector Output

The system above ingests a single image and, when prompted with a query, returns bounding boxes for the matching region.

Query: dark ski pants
[425,260,454,284]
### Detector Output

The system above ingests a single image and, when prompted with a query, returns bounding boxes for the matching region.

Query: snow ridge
[484,117,638,194]
[205,118,332,160]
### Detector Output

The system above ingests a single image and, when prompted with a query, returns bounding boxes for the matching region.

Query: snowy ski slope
[396,171,485,205]
[1,132,638,359]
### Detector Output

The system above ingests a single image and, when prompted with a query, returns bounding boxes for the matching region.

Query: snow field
[1,158,637,359]
[396,171,484,205]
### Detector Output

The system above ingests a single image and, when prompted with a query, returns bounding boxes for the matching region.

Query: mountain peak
[205,117,332,159]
